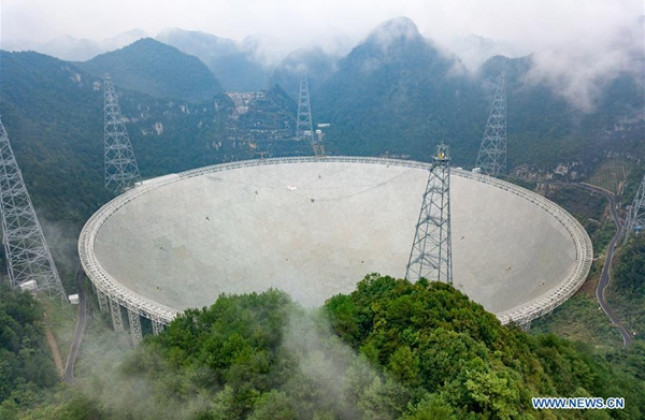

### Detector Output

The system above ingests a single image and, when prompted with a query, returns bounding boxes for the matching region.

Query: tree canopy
[30,275,644,419]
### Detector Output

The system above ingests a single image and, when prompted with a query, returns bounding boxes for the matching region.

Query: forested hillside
[313,18,486,163]
[269,46,339,100]
[0,16,644,419]
[0,17,642,302]
[0,51,110,283]
[78,38,223,103]
[310,18,644,170]
[0,50,298,288]
[6,276,642,419]
[0,285,59,405]
[0,51,109,224]
[157,29,274,92]
[609,234,645,339]
[325,276,644,418]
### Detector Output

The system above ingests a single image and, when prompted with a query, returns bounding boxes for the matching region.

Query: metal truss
[104,75,141,193]
[624,172,645,243]
[0,119,65,298]
[476,73,507,177]
[296,72,323,156]
[109,296,125,333]
[96,286,108,313]
[128,309,143,345]
[406,144,453,284]
[152,320,164,335]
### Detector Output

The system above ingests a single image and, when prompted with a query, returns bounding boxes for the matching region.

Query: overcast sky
[2,0,642,110]
[2,0,641,54]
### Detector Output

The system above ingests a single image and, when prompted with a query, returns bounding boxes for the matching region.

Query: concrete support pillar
[152,320,164,336]
[109,297,124,333]
[128,309,143,346]
[97,288,108,313]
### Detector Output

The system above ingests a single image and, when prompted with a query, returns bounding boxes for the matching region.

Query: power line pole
[0,118,66,298]
[296,72,324,156]
[406,143,453,284]
[624,172,645,243]
[104,75,141,193]
[476,72,507,177]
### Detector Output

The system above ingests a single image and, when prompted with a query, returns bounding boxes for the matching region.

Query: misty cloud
[72,304,394,419]
[3,0,642,110]
[39,217,81,282]
[281,307,380,417]
[525,15,644,112]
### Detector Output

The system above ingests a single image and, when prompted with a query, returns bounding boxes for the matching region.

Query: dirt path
[64,266,88,382]
[44,323,65,377]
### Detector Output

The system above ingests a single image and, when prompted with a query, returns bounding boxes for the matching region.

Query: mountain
[310,16,644,170]
[479,54,645,170]
[0,50,228,285]
[312,17,485,163]
[0,48,301,231]
[1,30,148,61]
[269,46,339,100]
[78,38,223,102]
[156,28,238,62]
[157,29,272,92]
[0,51,111,283]
[1,20,645,418]
[208,48,272,92]
[1,17,643,222]
[446,34,519,70]
[0,51,108,219]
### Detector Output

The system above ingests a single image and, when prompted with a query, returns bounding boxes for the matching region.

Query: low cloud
[39,217,81,288]
[525,16,644,112]
[5,1,641,112]
[72,303,389,418]
[281,306,380,418]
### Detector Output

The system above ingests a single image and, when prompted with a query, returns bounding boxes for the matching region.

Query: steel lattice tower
[406,144,453,284]
[624,172,645,242]
[104,75,141,193]
[476,73,507,177]
[0,119,65,297]
[296,72,323,156]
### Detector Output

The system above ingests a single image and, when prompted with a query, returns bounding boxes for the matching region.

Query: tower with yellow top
[406,143,452,284]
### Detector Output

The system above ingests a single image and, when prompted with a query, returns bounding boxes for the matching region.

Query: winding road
[576,183,632,346]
